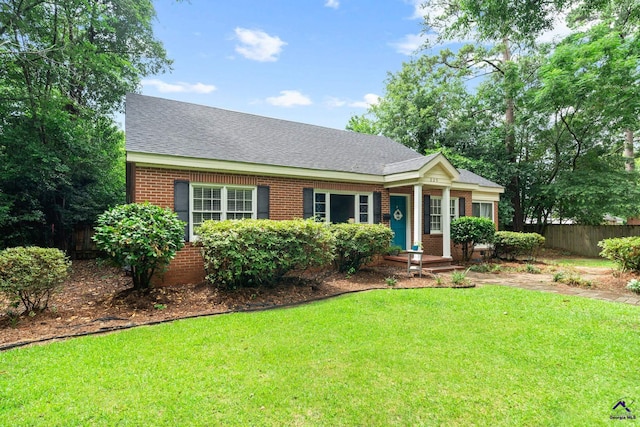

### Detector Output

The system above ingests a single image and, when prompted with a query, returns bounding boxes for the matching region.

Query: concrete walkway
[466,272,640,306]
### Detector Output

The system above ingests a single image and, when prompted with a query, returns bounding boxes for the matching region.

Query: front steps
[383,254,465,275]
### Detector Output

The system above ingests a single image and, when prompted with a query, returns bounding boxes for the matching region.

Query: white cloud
[325,97,347,108]
[266,90,312,107]
[234,27,287,62]
[142,79,217,94]
[390,33,436,56]
[409,0,429,20]
[325,0,339,9]
[325,93,380,109]
[350,93,381,108]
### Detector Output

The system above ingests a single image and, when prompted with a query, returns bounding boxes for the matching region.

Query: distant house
[125,94,503,285]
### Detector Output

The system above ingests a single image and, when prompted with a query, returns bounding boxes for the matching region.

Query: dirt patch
[1,255,637,350]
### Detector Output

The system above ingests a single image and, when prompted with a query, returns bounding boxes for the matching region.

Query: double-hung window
[430,197,458,233]
[192,184,256,231]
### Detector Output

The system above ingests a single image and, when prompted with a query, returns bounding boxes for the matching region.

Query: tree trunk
[624,129,635,172]
[503,38,523,231]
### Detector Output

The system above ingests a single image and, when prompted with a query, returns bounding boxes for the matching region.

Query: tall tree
[420,0,571,230]
[0,0,172,248]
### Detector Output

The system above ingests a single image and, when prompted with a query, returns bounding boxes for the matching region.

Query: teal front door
[390,196,407,249]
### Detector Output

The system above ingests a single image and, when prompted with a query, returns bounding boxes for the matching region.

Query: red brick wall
[132,165,391,285]
[132,165,496,284]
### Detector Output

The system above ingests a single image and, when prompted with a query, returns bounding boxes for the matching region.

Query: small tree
[0,247,70,314]
[93,203,185,290]
[450,217,496,262]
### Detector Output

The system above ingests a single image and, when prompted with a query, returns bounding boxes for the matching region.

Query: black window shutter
[126,162,136,204]
[257,185,270,219]
[423,195,431,234]
[373,192,382,223]
[459,197,466,217]
[303,188,314,219]
[174,180,190,242]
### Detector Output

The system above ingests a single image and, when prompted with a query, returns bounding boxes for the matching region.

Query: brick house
[125,94,504,285]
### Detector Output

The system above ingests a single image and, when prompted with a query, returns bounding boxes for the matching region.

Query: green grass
[542,257,616,268]
[2,287,640,426]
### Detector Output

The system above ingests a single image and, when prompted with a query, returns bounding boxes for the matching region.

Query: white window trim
[190,184,257,240]
[313,190,373,224]
[472,200,495,249]
[430,197,458,234]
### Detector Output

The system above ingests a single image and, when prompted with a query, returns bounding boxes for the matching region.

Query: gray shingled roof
[126,93,501,188]
[456,169,503,188]
[126,94,423,175]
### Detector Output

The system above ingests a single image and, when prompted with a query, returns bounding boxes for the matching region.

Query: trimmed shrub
[0,247,70,314]
[598,237,640,272]
[450,217,495,262]
[93,202,186,290]
[331,223,393,273]
[493,231,545,261]
[197,219,335,288]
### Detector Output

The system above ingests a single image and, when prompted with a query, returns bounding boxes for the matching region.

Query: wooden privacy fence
[71,224,99,259]
[531,225,640,257]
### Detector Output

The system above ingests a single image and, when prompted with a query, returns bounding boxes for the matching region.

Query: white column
[442,186,451,258]
[413,184,422,248]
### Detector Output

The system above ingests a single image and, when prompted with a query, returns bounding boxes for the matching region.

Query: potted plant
[411,241,423,261]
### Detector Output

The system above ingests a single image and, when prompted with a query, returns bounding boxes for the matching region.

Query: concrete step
[424,265,466,274]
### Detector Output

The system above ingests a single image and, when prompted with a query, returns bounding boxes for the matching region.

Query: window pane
[472,202,492,219]
[227,188,253,214]
[360,213,368,223]
[481,203,492,219]
[430,198,441,231]
[431,215,441,231]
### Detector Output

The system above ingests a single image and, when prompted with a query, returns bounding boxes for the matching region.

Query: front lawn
[1,287,639,425]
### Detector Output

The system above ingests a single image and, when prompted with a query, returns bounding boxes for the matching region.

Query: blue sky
[135,0,431,130]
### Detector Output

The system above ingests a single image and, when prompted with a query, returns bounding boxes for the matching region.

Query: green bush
[598,237,640,272]
[197,219,335,288]
[626,279,640,293]
[93,202,186,290]
[330,223,393,273]
[450,217,496,262]
[0,247,70,314]
[493,231,545,261]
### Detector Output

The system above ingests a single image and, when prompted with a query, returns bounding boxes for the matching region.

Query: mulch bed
[0,260,450,350]
[1,251,636,351]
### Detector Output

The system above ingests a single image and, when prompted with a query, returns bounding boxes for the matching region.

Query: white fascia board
[127,152,385,184]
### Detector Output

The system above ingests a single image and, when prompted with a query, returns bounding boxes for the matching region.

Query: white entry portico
[383,153,497,258]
